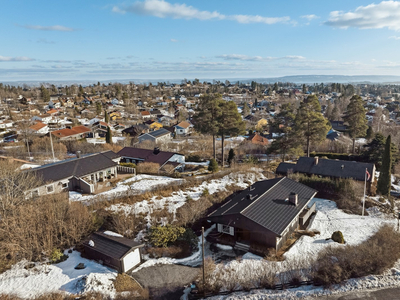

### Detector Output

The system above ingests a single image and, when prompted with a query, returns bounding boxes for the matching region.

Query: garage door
[123,249,141,272]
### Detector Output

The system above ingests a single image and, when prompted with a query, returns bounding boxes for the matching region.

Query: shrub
[148,225,186,248]
[202,188,210,196]
[331,231,345,244]
[208,158,218,173]
[49,249,67,264]
[120,162,136,168]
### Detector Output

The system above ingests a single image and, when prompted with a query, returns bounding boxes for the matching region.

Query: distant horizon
[3,74,400,87]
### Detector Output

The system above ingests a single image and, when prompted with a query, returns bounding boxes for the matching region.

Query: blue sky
[2,0,400,81]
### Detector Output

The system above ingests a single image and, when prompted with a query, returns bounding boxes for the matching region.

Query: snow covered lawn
[285,198,396,259]
[0,250,117,299]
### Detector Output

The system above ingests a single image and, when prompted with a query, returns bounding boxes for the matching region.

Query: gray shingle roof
[29,152,118,183]
[208,177,317,235]
[85,232,144,260]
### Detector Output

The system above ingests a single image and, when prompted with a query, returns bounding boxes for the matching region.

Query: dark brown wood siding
[83,245,122,272]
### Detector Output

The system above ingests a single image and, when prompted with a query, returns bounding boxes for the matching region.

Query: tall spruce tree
[295,95,331,157]
[104,110,109,123]
[343,95,368,154]
[377,135,392,196]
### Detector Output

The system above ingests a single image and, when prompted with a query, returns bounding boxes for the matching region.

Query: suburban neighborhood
[4,0,400,299]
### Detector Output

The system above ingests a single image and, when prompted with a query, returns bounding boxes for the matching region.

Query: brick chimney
[289,192,298,206]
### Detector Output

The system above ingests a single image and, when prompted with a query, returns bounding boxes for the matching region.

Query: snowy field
[0,250,116,299]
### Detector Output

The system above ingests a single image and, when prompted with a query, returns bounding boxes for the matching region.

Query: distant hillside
[3,75,400,87]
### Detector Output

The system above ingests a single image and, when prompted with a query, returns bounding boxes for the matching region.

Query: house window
[47,185,54,193]
[218,224,234,236]
[61,182,68,189]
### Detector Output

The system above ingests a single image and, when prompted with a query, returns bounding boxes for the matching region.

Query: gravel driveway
[131,264,199,299]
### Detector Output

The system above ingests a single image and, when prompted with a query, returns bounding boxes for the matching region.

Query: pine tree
[106,126,112,144]
[343,95,368,154]
[217,101,246,166]
[193,94,222,160]
[267,103,301,161]
[295,95,331,157]
[104,110,109,123]
[377,135,392,196]
[208,158,218,173]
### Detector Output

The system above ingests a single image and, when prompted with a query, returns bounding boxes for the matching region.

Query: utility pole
[202,226,205,298]
[49,130,55,162]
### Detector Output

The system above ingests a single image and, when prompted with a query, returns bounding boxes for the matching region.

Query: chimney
[314,156,319,165]
[76,151,81,158]
[153,147,160,155]
[289,192,298,206]
[246,194,253,200]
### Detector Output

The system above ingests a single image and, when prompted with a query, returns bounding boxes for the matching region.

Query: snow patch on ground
[0,250,116,299]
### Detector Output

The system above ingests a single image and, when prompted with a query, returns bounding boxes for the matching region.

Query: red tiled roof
[29,122,47,131]
[52,125,91,138]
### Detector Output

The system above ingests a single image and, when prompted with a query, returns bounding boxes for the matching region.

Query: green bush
[148,225,186,248]
[208,159,218,173]
[120,162,136,168]
[49,248,68,264]
[331,231,345,244]
[202,188,210,196]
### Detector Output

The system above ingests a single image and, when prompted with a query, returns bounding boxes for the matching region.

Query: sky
[2,0,400,82]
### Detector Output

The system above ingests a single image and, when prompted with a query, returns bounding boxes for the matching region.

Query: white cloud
[18,24,78,31]
[0,56,34,62]
[216,54,305,61]
[325,1,400,31]
[113,0,290,24]
[301,14,319,21]
[389,35,400,39]
[170,38,178,42]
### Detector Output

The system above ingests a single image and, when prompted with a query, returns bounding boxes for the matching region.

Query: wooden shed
[83,231,144,273]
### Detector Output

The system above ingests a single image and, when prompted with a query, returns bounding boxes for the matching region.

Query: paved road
[131,264,199,300]
[314,287,400,300]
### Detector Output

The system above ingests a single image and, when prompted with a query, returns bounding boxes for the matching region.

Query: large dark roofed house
[276,157,375,183]
[118,147,185,171]
[27,151,120,196]
[83,231,144,273]
[207,177,317,251]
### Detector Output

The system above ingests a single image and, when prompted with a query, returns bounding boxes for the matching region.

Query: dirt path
[131,264,199,300]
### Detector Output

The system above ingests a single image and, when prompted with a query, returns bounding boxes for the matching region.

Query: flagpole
[362,167,367,217]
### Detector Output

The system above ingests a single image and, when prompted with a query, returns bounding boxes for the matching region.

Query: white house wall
[122,249,141,272]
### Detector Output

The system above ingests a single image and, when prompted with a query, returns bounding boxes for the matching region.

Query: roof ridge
[240,177,285,215]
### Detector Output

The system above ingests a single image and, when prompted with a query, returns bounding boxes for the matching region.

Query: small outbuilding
[83,231,144,273]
